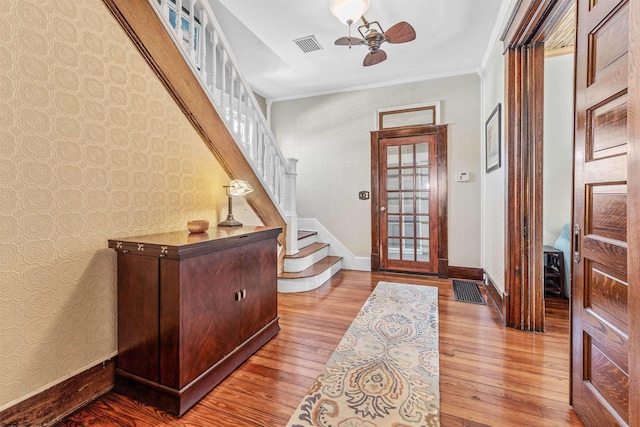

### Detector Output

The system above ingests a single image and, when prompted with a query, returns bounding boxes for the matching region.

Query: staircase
[278,231,343,293]
[106,1,346,286]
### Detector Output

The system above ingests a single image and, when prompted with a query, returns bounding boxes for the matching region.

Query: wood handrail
[103,0,288,255]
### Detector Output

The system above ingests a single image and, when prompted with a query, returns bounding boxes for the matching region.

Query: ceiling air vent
[294,35,323,53]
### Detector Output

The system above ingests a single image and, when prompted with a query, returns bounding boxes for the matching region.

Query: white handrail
[149,0,299,254]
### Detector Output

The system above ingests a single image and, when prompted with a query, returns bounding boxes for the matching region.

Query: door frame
[501,0,574,331]
[371,125,449,276]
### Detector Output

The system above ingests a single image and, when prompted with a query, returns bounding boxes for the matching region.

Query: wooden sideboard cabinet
[108,226,282,416]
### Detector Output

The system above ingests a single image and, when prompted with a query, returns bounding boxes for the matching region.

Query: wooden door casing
[370,125,448,276]
[572,0,630,425]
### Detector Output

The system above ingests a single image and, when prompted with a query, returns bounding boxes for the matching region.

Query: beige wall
[271,74,482,267]
[543,53,574,246]
[481,40,507,294]
[0,0,260,409]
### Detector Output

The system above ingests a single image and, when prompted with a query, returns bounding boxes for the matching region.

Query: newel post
[284,158,299,256]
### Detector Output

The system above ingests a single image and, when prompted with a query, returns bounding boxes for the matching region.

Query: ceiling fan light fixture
[330,0,370,25]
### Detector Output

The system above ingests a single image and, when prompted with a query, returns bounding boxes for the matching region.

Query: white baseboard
[298,218,371,271]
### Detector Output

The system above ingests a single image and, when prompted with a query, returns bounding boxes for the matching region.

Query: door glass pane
[417,216,429,238]
[401,169,414,190]
[387,192,399,214]
[417,167,429,190]
[387,169,399,191]
[402,192,414,214]
[381,137,437,271]
[403,215,415,237]
[416,239,430,261]
[416,143,428,166]
[416,193,429,214]
[402,239,415,261]
[387,146,399,168]
[401,145,413,167]
[388,238,400,260]
[388,215,400,236]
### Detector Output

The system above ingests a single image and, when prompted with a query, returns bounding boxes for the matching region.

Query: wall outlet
[359,191,370,200]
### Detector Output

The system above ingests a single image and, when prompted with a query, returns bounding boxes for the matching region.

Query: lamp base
[218,215,243,227]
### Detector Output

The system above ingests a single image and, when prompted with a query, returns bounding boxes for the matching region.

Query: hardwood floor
[56,271,583,426]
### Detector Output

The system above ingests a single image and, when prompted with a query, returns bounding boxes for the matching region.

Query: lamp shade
[330,0,370,25]
[227,179,254,196]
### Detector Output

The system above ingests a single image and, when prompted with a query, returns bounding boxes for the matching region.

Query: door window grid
[386,142,430,262]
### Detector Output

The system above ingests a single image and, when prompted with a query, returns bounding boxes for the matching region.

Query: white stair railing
[150,0,299,255]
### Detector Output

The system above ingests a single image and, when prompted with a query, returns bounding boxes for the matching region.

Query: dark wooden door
[178,247,242,387]
[240,238,278,341]
[379,135,439,273]
[572,0,630,425]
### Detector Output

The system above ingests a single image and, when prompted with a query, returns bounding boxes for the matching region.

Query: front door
[379,134,439,273]
[572,0,630,425]
[371,125,448,275]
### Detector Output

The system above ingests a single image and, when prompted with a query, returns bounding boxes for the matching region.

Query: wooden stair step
[278,256,342,279]
[297,230,317,240]
[285,242,329,259]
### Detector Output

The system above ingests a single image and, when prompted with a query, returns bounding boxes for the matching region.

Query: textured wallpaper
[0,0,259,408]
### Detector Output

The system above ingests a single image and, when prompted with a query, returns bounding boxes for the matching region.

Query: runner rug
[286,281,440,427]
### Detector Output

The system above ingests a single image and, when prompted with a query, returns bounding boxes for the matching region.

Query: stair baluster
[149,0,298,255]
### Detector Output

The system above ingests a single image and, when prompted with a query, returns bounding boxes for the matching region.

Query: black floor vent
[452,280,486,304]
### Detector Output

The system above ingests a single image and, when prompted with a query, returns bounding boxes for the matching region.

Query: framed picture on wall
[485,103,501,173]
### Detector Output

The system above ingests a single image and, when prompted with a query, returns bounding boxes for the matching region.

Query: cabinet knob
[235,289,247,301]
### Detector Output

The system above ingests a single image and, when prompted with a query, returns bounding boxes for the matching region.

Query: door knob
[381,207,386,211]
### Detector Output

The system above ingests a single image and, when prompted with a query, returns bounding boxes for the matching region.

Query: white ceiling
[209,0,504,100]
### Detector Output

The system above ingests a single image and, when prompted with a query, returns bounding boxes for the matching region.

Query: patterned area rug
[287,281,440,427]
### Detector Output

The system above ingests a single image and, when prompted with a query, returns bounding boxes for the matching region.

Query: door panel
[370,125,447,275]
[380,135,438,273]
[573,0,630,425]
[241,238,278,341]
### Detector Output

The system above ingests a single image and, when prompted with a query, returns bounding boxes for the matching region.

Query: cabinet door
[177,247,242,387]
[240,238,278,341]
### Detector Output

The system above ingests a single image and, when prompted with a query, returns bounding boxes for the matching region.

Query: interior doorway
[502,0,576,332]
[541,8,575,304]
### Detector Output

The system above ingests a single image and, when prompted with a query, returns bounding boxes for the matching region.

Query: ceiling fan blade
[335,36,365,46]
[385,21,416,44]
[363,50,387,66]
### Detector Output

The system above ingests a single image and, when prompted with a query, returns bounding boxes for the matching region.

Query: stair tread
[278,256,342,279]
[297,230,317,240]
[285,242,329,259]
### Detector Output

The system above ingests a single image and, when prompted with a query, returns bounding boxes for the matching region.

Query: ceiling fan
[334,16,416,66]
